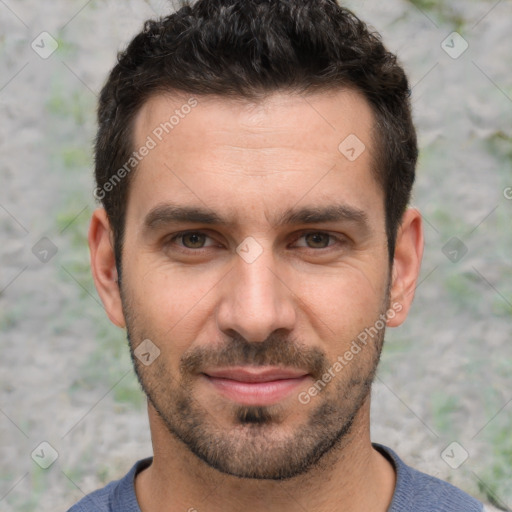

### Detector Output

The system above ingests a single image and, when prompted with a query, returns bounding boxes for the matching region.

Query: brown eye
[304,232,331,249]
[180,232,208,249]
[293,231,339,250]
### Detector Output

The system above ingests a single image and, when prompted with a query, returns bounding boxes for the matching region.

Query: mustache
[179,333,329,381]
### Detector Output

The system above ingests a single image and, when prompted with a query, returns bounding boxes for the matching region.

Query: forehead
[134,88,375,157]
[127,89,381,229]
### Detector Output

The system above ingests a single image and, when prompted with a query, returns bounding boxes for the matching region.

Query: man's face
[119,89,393,479]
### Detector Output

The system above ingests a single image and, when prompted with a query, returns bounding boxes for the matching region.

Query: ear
[386,208,424,327]
[88,208,126,328]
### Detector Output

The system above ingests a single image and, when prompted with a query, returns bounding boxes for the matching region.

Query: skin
[89,88,423,511]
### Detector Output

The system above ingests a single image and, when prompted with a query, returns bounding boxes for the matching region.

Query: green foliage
[54,35,76,57]
[113,373,145,408]
[45,87,94,126]
[405,0,466,31]
[61,147,91,169]
[430,391,459,436]
[478,419,512,507]
[443,272,478,313]
[407,0,438,10]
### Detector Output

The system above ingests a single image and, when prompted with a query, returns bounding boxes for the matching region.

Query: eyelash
[165,230,347,254]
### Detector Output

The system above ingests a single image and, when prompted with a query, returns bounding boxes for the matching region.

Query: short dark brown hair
[94,0,417,272]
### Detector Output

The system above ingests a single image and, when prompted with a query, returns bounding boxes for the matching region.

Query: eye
[167,231,217,250]
[164,230,347,255]
[292,231,345,250]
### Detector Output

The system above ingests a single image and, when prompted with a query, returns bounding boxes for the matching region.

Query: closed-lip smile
[202,366,310,406]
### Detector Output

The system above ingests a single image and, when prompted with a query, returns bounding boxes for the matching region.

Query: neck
[135,397,396,512]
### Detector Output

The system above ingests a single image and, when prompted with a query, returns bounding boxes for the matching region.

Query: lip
[202,366,310,406]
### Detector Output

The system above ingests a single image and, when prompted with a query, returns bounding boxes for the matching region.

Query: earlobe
[88,208,126,329]
[386,208,424,327]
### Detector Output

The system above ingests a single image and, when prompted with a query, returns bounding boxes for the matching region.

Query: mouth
[201,366,310,406]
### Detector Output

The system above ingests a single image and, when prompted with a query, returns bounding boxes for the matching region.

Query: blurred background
[0,0,511,510]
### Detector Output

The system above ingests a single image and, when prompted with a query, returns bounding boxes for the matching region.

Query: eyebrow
[143,203,369,231]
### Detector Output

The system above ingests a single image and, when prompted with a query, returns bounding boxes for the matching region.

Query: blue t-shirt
[68,443,484,511]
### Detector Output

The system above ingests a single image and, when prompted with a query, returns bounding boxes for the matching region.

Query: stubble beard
[122,285,389,481]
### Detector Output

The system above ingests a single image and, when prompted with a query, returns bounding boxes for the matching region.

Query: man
[70,0,485,510]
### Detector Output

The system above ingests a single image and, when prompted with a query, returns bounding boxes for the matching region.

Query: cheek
[124,246,388,359]
[125,263,221,350]
[293,266,387,341]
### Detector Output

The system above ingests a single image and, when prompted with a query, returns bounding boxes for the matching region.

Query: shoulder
[66,457,153,512]
[373,444,484,512]
[66,480,116,512]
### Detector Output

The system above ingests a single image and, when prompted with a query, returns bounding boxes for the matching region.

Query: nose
[215,242,296,343]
